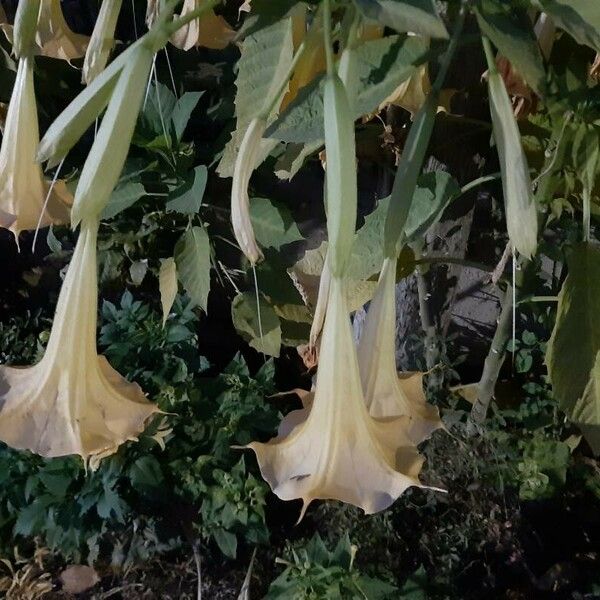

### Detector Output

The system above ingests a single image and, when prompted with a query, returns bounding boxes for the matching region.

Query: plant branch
[471,284,513,423]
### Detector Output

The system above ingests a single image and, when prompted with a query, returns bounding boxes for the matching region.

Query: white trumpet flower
[0,55,70,241]
[170,0,234,50]
[0,219,158,464]
[247,276,427,519]
[357,257,443,444]
[35,0,89,62]
[82,0,123,85]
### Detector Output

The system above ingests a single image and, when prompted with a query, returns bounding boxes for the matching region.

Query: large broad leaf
[266,34,430,144]
[354,0,448,39]
[404,171,460,242]
[217,17,294,177]
[231,292,282,357]
[475,0,546,95]
[174,227,211,313]
[102,181,146,220]
[159,258,178,327]
[250,197,303,250]
[547,243,600,451]
[166,165,208,214]
[538,0,600,53]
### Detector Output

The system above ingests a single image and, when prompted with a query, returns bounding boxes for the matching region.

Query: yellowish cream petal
[0,56,70,240]
[247,276,426,517]
[357,257,443,444]
[0,220,158,462]
[170,0,234,51]
[36,0,89,62]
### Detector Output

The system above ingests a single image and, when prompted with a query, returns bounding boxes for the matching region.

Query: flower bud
[13,0,40,58]
[71,43,154,226]
[231,117,266,265]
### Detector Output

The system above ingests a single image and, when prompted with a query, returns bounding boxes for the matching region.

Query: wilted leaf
[60,565,100,594]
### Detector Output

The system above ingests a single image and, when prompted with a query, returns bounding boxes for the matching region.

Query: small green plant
[265,534,397,599]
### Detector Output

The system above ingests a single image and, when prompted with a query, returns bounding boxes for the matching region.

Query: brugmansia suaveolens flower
[82,0,123,85]
[170,0,234,50]
[0,54,70,240]
[35,0,89,62]
[0,219,158,464]
[247,277,425,518]
[357,257,442,444]
[246,71,432,517]
[231,117,266,265]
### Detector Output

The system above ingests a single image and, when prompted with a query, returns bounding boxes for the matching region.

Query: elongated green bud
[83,0,123,85]
[13,0,40,58]
[486,48,537,258]
[323,74,357,277]
[71,43,154,226]
[38,38,143,167]
[384,93,437,258]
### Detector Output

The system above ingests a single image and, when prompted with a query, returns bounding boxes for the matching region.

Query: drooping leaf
[547,243,600,450]
[538,0,600,53]
[231,292,282,357]
[266,34,430,144]
[166,165,208,214]
[353,0,448,39]
[159,257,178,327]
[475,0,546,95]
[174,226,211,313]
[250,197,303,249]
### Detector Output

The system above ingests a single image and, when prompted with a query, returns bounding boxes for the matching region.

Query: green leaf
[538,0,600,52]
[354,0,448,39]
[231,292,282,357]
[129,456,164,489]
[266,35,429,144]
[547,243,600,439]
[166,165,208,214]
[217,16,294,177]
[101,181,146,219]
[213,527,238,559]
[404,171,460,242]
[174,227,211,313]
[475,0,546,95]
[159,257,178,327]
[250,197,303,249]
[172,91,203,140]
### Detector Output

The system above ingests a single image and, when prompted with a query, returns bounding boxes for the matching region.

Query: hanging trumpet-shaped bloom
[0,55,70,240]
[246,66,435,517]
[82,0,123,85]
[170,0,234,50]
[0,219,159,464]
[247,276,426,517]
[35,0,89,62]
[357,257,443,444]
[231,117,266,265]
